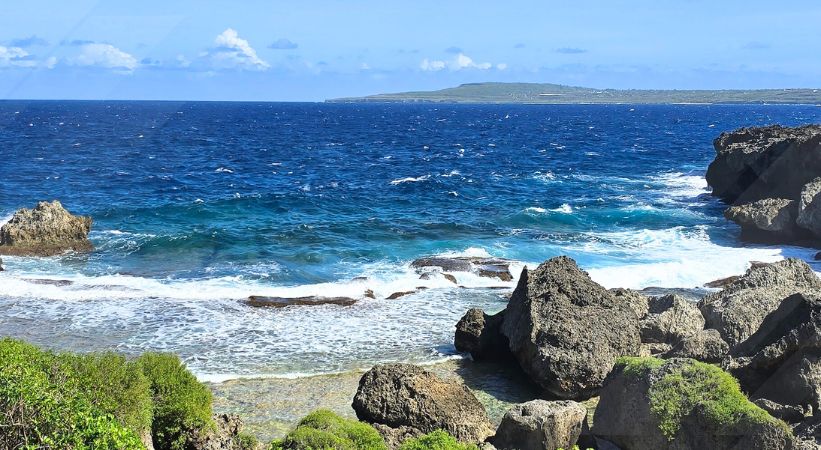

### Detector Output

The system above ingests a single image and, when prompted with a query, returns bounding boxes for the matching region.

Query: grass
[269,409,387,450]
[616,357,791,440]
[0,338,219,450]
[398,430,479,450]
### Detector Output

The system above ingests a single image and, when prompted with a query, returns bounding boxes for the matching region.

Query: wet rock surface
[245,296,357,308]
[411,256,514,282]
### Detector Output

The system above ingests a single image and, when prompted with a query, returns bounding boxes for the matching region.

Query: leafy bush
[0,338,145,449]
[270,409,386,450]
[237,431,260,449]
[398,430,478,450]
[136,352,214,450]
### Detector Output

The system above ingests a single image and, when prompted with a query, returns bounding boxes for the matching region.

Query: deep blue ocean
[1,101,820,380]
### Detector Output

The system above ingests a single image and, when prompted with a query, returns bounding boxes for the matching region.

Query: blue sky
[1,0,819,101]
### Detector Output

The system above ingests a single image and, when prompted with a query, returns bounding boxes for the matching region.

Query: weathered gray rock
[639,294,704,345]
[373,424,423,450]
[454,308,510,361]
[794,415,821,449]
[724,198,799,241]
[753,398,806,424]
[0,201,93,256]
[706,124,821,205]
[245,296,357,308]
[698,258,821,349]
[0,257,3,271]
[187,414,247,450]
[797,178,821,238]
[593,358,795,450]
[730,292,821,413]
[500,257,641,399]
[664,329,728,363]
[639,343,673,357]
[610,288,650,319]
[352,364,494,443]
[491,400,587,450]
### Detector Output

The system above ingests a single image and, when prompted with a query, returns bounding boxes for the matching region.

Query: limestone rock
[639,294,704,345]
[0,201,93,256]
[352,363,494,443]
[797,178,821,238]
[500,257,641,399]
[491,400,587,450]
[454,308,510,361]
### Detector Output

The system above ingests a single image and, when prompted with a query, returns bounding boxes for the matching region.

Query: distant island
[327,82,821,104]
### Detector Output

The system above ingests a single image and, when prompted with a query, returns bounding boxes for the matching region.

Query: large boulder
[698,258,821,349]
[729,292,821,413]
[0,201,93,256]
[454,308,510,361]
[797,177,821,238]
[724,198,799,242]
[592,357,795,450]
[351,363,494,443]
[706,124,821,205]
[491,400,587,450]
[500,256,641,399]
[664,329,729,363]
[639,294,704,345]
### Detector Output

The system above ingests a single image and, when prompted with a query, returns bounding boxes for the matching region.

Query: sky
[1,0,820,101]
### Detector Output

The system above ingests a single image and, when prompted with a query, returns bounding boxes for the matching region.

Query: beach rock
[0,201,93,257]
[593,357,795,450]
[387,290,416,300]
[411,256,514,282]
[443,273,458,284]
[753,398,806,424]
[245,295,357,308]
[500,256,641,399]
[491,400,587,450]
[797,178,821,238]
[724,198,799,241]
[454,308,510,361]
[187,414,246,450]
[698,258,821,349]
[610,288,650,319]
[352,363,494,443]
[706,124,821,205]
[373,423,423,449]
[664,329,728,363]
[639,343,672,357]
[639,294,704,345]
[730,292,821,412]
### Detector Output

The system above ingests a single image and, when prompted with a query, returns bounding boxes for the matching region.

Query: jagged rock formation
[706,125,821,246]
[491,400,587,450]
[0,201,93,256]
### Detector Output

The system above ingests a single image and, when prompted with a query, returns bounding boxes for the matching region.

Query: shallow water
[1,102,820,379]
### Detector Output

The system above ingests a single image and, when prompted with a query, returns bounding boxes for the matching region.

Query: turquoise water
[1,101,819,379]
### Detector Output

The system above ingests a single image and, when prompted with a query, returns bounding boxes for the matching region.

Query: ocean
[1,101,819,381]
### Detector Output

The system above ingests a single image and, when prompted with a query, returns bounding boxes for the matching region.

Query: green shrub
[0,338,145,449]
[270,409,386,450]
[136,352,214,450]
[398,430,478,450]
[237,431,260,449]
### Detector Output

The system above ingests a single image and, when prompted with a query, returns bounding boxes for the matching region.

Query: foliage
[397,430,478,450]
[615,356,664,378]
[0,338,145,449]
[269,409,386,450]
[237,431,260,450]
[136,352,214,450]
[644,359,790,440]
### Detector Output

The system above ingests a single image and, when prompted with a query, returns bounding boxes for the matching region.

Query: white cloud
[0,46,37,68]
[420,53,499,72]
[70,43,138,71]
[207,28,269,71]
[420,58,446,71]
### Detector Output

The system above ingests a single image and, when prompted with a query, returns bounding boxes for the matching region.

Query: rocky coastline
[1,124,821,449]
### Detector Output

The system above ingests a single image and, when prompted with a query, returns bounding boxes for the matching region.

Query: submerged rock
[411,256,514,282]
[491,400,587,450]
[698,258,821,349]
[454,308,510,361]
[352,363,494,444]
[245,296,357,308]
[593,357,794,450]
[0,201,93,257]
[500,256,641,399]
